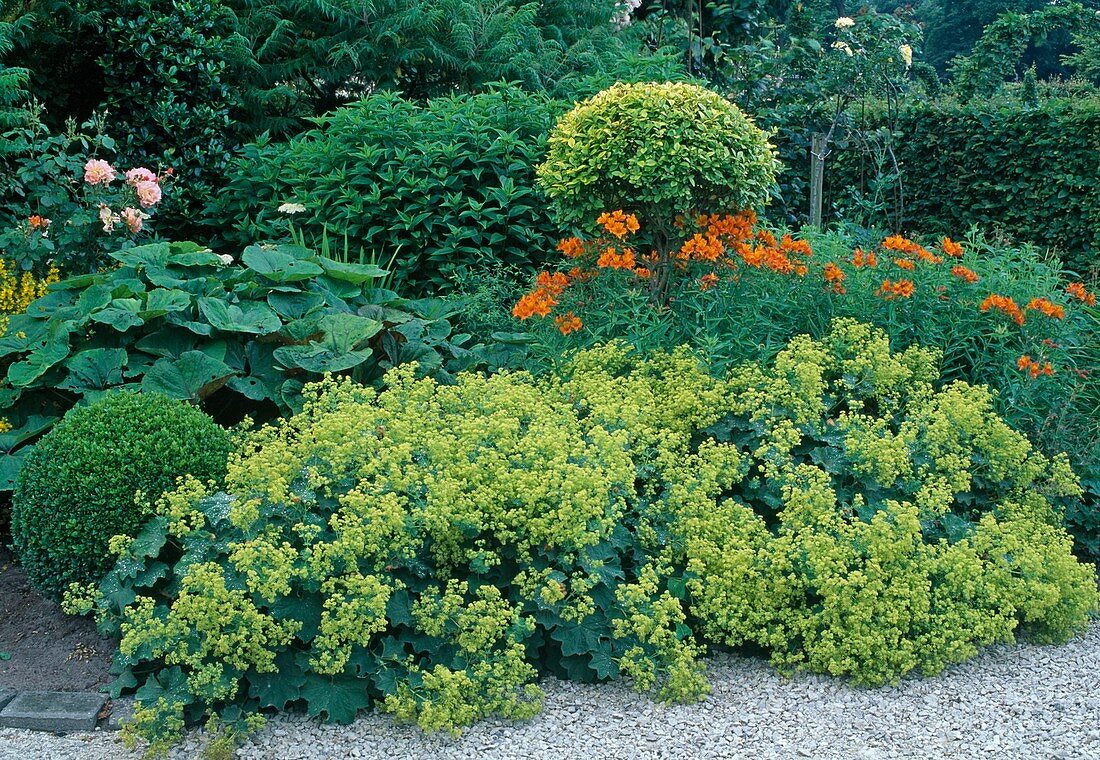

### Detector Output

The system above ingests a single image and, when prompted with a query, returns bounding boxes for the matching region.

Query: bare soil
[0,549,116,692]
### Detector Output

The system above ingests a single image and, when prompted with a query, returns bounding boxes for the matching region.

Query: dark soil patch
[0,549,117,692]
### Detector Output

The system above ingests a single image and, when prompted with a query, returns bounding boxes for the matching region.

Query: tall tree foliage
[222,0,683,138]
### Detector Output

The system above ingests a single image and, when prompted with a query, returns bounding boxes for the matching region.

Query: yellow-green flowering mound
[86,319,1097,755]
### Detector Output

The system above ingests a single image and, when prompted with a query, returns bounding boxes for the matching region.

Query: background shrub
[207,87,564,295]
[537,81,779,233]
[0,0,238,242]
[782,98,1100,274]
[11,391,229,598]
[92,322,1096,752]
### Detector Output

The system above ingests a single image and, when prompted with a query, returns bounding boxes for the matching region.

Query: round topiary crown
[536,81,779,229]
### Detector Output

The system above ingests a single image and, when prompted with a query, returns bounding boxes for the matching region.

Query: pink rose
[84,159,117,186]
[125,167,157,186]
[121,207,146,234]
[134,180,162,208]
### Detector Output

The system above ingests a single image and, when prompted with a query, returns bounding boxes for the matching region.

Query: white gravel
[2,621,1099,760]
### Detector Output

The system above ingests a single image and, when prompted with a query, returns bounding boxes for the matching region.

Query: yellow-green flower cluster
[101,318,1097,755]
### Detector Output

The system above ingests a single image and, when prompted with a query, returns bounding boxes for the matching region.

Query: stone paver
[0,691,106,732]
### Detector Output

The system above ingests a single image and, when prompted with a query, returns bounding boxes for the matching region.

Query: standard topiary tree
[11,391,229,599]
[536,81,779,233]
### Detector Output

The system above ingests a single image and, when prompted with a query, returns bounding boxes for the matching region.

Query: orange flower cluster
[699,211,756,239]
[557,237,585,258]
[941,237,964,257]
[893,258,915,271]
[1067,282,1097,306]
[1017,355,1054,379]
[27,215,50,231]
[597,210,640,239]
[597,246,637,270]
[1026,297,1065,320]
[738,234,810,276]
[699,272,719,291]
[679,233,724,262]
[951,265,979,284]
[513,271,572,319]
[852,248,878,268]
[554,311,583,335]
[634,267,651,279]
[884,234,943,265]
[823,262,846,294]
[980,294,1025,325]
[878,279,915,300]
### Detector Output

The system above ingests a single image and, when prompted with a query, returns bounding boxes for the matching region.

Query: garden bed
[0,549,116,693]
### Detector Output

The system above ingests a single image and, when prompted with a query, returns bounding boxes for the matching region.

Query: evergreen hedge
[783,99,1100,273]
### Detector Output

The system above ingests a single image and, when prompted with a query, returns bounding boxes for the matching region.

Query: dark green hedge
[809,99,1100,274]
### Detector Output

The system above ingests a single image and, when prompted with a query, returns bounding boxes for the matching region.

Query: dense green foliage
[823,99,1100,272]
[208,88,564,294]
[951,3,1100,99]
[0,241,480,487]
[12,391,228,598]
[220,0,683,137]
[537,82,778,231]
[85,321,1096,753]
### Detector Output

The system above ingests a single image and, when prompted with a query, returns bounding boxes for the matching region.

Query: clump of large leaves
[0,241,481,486]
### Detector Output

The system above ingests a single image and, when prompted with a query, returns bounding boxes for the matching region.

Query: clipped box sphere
[11,391,229,598]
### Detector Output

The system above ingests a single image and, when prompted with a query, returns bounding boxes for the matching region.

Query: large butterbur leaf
[273,313,382,373]
[197,297,282,334]
[242,245,324,282]
[59,348,128,392]
[141,351,235,400]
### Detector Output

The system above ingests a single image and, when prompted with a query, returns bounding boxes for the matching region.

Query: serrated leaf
[301,674,371,724]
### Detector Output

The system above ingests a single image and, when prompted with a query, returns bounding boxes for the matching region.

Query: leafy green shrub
[206,87,564,295]
[12,391,228,598]
[218,0,684,137]
[536,82,779,232]
[88,320,1096,754]
[0,241,483,488]
[0,0,238,242]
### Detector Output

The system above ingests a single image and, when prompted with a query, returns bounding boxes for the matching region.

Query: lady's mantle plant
[79,319,1098,755]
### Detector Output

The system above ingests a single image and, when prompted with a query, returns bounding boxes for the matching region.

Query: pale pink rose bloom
[135,180,162,208]
[84,159,117,186]
[121,207,146,234]
[125,167,157,186]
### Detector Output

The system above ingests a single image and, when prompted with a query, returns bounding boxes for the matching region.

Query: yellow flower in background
[899,44,913,68]
[835,16,855,28]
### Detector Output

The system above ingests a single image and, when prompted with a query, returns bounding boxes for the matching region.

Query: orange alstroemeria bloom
[597,210,640,239]
[554,311,583,335]
[951,265,979,284]
[1067,282,1097,306]
[980,294,1025,325]
[942,237,964,257]
[1026,297,1065,320]
[878,279,915,300]
[557,237,585,258]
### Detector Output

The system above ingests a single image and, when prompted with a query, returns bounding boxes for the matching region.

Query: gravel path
[2,621,1099,760]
